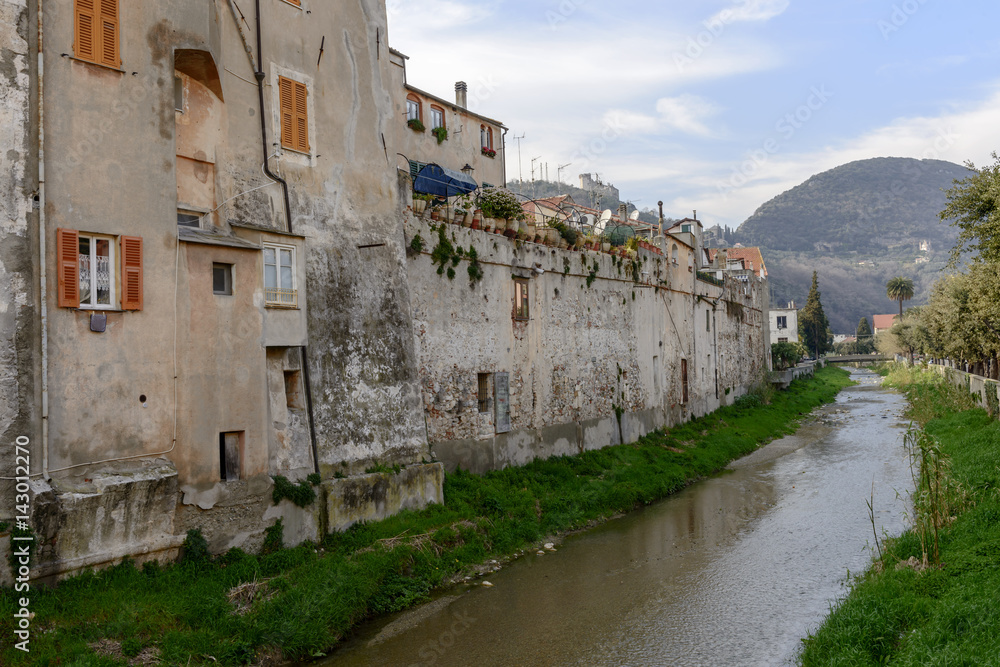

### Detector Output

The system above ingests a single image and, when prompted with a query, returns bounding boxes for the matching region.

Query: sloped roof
[873,314,897,331]
[705,247,769,278]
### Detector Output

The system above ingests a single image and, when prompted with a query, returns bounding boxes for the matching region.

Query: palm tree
[886,277,915,320]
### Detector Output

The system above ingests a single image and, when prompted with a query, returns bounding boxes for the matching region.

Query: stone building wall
[403,210,768,474]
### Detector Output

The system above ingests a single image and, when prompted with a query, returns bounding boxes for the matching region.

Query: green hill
[734,157,973,333]
[738,157,970,254]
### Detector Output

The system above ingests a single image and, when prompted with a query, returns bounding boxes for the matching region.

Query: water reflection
[324,371,911,667]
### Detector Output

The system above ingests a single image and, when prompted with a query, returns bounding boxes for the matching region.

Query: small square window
[178,211,201,228]
[213,263,233,295]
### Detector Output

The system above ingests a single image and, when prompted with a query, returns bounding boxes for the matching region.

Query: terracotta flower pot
[430,208,440,221]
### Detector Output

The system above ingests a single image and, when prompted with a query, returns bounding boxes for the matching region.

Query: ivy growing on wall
[272,475,320,508]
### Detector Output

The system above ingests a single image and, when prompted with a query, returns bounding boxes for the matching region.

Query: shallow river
[323,370,913,666]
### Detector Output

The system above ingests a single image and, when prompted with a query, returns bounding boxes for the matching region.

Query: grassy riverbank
[800,365,1000,666]
[1,367,851,667]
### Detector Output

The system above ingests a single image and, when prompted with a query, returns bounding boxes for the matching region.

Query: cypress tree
[856,317,872,340]
[800,271,831,359]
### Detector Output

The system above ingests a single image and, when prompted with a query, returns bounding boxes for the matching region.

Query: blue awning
[413,163,478,197]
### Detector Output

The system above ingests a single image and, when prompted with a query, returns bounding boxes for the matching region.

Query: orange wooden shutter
[98,0,120,68]
[57,229,80,308]
[74,0,97,62]
[293,81,309,152]
[120,236,143,311]
[279,77,294,150]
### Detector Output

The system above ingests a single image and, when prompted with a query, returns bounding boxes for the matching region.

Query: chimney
[693,209,697,221]
[455,81,468,109]
[618,203,628,222]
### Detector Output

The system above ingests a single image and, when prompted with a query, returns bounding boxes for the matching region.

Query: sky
[385,0,1000,229]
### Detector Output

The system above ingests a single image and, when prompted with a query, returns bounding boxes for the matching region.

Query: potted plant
[476,187,523,223]
[432,126,448,144]
[408,118,425,133]
[481,147,497,158]
[412,193,430,215]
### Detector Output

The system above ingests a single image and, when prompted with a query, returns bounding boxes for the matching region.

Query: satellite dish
[600,209,612,223]
[629,210,640,221]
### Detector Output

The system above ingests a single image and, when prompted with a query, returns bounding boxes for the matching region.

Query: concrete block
[324,463,444,532]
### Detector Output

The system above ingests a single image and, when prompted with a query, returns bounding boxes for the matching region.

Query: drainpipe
[253,0,320,475]
[37,0,49,481]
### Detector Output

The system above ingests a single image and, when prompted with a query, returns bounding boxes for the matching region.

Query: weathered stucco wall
[0,0,36,500]
[403,212,767,473]
[8,1,440,578]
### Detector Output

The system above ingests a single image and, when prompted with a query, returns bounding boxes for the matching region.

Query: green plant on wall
[432,126,448,144]
[272,475,319,508]
[467,246,484,284]
[407,118,425,132]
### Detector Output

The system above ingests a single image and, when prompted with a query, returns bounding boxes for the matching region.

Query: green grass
[0,367,852,666]
[800,364,1000,666]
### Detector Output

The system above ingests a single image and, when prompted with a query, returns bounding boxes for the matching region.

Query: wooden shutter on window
[74,0,97,62]
[98,0,120,68]
[279,76,309,153]
[57,228,80,308]
[120,235,143,311]
[293,81,309,152]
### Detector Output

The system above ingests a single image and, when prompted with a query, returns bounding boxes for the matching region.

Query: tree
[800,271,832,359]
[856,317,872,340]
[886,276,915,319]
[941,152,1000,266]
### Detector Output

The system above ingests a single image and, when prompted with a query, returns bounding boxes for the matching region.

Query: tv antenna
[512,133,525,183]
[557,162,572,185]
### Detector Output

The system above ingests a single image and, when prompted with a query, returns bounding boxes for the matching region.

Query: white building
[770,303,799,344]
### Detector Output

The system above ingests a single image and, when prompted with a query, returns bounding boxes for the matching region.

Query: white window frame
[407,98,421,122]
[430,106,445,130]
[263,242,298,308]
[79,233,117,310]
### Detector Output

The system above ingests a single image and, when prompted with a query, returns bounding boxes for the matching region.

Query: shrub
[476,187,524,220]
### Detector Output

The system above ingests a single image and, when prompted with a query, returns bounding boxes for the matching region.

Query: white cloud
[710,0,791,25]
[603,95,722,138]
[676,86,1000,226]
[386,0,497,31]
[655,95,722,136]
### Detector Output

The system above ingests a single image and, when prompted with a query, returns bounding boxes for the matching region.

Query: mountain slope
[735,157,973,333]
[737,157,971,254]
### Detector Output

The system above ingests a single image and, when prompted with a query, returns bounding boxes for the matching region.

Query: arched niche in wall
[174,49,226,226]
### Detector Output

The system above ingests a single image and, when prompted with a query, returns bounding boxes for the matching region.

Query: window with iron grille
[477,373,491,412]
[513,278,529,321]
